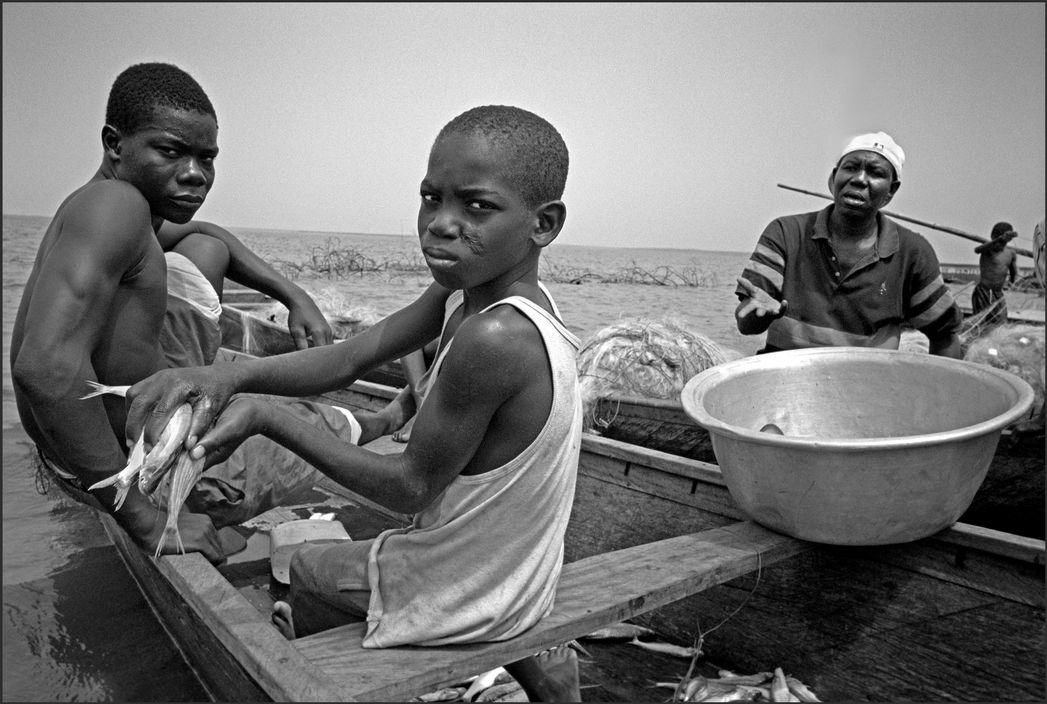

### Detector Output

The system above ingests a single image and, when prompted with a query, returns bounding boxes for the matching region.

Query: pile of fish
[656,668,820,702]
[82,381,205,557]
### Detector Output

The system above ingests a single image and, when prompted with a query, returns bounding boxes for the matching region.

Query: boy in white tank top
[127,105,583,701]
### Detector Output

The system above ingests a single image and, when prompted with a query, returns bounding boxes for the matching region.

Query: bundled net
[959,295,1009,346]
[257,285,381,339]
[576,318,740,430]
[964,323,1045,416]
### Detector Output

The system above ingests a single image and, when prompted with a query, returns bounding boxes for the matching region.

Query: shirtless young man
[11,63,402,563]
[125,105,583,701]
[972,221,1019,327]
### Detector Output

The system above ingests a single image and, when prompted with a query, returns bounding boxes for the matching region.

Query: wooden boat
[221,292,1046,540]
[940,262,1040,286]
[43,329,1044,702]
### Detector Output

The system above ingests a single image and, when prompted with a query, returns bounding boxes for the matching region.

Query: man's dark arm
[158,220,333,347]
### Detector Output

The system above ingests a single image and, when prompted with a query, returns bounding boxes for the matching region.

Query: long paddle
[777,183,1034,259]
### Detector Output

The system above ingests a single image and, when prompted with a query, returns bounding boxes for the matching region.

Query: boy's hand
[287,297,333,349]
[125,366,237,452]
[736,277,788,319]
[188,396,266,468]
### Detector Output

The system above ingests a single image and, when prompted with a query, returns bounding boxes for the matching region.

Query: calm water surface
[2,213,757,701]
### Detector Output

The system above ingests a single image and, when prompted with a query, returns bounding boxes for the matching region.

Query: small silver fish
[155,450,206,557]
[415,687,465,702]
[460,667,507,702]
[712,672,775,686]
[80,380,131,400]
[697,689,759,702]
[138,404,193,496]
[628,636,701,658]
[474,682,525,702]
[582,621,657,640]
[87,430,147,510]
[785,677,821,702]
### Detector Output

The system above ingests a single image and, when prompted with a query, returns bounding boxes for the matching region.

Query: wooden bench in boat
[162,516,809,702]
[287,519,809,701]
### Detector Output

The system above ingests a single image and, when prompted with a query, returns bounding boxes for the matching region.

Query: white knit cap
[838,131,905,182]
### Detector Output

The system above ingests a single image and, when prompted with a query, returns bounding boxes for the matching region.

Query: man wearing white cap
[735,131,963,358]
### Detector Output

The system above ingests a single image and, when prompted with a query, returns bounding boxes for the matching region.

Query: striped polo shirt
[737,206,962,352]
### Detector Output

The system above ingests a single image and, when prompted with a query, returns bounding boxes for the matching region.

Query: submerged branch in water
[273,239,725,288]
[272,237,428,279]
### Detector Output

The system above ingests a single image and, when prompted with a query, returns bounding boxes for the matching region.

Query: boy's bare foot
[271,600,295,639]
[392,415,416,443]
[505,643,581,702]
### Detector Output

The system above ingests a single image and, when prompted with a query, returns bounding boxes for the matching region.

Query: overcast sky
[3,2,1044,263]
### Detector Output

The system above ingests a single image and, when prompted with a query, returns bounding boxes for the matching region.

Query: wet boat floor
[218,483,726,703]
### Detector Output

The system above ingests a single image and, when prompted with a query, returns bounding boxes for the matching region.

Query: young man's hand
[286,295,334,348]
[188,396,267,468]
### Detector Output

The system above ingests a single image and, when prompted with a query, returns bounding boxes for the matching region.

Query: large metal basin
[681,348,1035,545]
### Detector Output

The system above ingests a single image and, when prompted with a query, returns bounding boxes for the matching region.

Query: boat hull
[54,296,1041,702]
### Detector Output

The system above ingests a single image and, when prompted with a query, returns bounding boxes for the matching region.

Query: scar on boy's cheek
[460,231,486,255]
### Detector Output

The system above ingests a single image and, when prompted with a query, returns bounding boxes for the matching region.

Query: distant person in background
[971,221,1019,327]
[735,131,963,358]
[11,62,406,564]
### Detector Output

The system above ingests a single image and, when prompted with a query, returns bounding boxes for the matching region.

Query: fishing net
[257,285,381,339]
[576,318,740,430]
[959,295,1009,346]
[964,323,1045,416]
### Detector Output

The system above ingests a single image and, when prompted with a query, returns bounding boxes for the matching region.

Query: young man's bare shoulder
[59,180,153,240]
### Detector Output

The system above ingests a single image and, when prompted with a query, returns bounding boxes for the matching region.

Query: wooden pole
[776,183,1034,259]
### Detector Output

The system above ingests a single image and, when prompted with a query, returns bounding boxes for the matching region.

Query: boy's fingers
[186,396,217,449]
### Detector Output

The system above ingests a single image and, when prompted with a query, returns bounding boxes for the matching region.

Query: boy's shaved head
[435,105,568,208]
[105,62,216,135]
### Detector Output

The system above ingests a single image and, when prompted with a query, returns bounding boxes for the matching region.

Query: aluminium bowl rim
[680,346,1036,451]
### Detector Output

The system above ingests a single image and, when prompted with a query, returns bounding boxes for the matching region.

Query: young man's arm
[13,186,153,488]
[157,220,333,347]
[187,306,543,514]
[125,282,452,447]
[1008,251,1018,284]
[12,185,224,561]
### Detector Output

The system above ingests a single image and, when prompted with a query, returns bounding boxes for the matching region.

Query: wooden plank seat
[289,520,809,702]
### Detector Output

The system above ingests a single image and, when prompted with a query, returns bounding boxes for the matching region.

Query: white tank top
[361,286,582,647]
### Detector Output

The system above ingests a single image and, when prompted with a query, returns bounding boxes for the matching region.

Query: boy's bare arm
[157,219,332,347]
[125,282,452,446]
[188,307,544,514]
